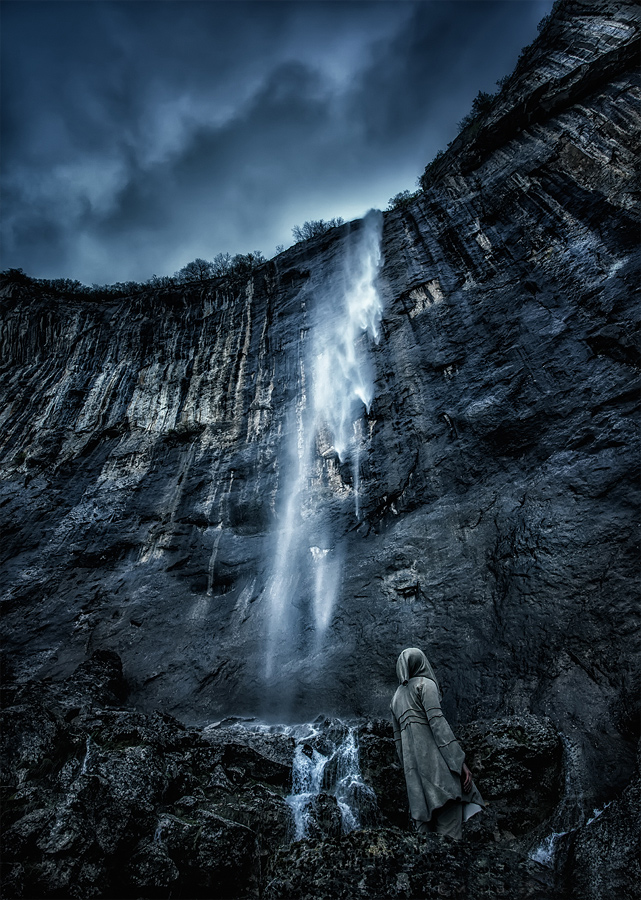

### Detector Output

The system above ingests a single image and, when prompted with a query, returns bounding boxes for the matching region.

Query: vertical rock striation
[1,0,639,831]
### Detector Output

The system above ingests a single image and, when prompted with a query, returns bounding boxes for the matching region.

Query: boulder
[458,715,563,835]
[0,655,287,898]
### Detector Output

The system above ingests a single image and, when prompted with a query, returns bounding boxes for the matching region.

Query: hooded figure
[391,647,484,839]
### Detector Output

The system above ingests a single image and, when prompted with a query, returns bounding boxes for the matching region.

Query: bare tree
[175,258,216,282]
[229,250,265,276]
[212,253,232,277]
[291,218,344,243]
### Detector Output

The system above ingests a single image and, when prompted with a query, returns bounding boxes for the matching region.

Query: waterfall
[202,718,377,843]
[264,210,384,685]
[310,210,383,463]
[285,719,377,841]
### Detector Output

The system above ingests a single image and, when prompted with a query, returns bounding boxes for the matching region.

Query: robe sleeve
[420,679,465,775]
[391,710,403,766]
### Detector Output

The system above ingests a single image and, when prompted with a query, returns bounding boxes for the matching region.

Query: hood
[396,647,441,696]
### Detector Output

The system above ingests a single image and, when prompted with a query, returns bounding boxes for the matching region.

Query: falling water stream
[202,717,377,844]
[264,210,384,682]
[285,720,377,841]
[528,733,596,869]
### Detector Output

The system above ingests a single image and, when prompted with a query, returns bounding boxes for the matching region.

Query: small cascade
[529,830,568,867]
[531,797,615,866]
[332,727,374,832]
[285,719,377,842]
[528,733,589,868]
[585,800,612,825]
[287,741,332,842]
[80,735,93,776]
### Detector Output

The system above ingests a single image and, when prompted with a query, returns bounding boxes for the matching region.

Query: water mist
[264,210,384,687]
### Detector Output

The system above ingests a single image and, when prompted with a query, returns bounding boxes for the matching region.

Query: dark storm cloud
[1,0,553,284]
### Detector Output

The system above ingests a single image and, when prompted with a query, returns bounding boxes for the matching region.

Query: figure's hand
[462,763,473,793]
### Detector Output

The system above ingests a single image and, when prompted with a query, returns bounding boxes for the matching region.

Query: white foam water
[285,721,377,842]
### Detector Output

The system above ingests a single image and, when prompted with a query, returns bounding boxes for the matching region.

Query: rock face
[567,771,641,900]
[0,1,639,891]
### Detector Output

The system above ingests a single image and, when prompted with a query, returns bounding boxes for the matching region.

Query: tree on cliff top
[173,251,264,283]
[175,258,217,282]
[292,218,345,243]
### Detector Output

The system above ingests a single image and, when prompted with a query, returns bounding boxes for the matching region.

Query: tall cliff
[1,0,639,823]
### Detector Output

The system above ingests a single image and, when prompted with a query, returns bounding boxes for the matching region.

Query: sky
[1,0,553,286]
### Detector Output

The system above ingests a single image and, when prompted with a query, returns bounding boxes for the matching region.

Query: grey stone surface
[458,715,562,836]
[0,654,288,898]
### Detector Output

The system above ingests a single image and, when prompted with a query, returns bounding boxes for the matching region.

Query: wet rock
[264,827,560,900]
[566,773,641,900]
[458,715,563,835]
[0,656,287,898]
[125,837,180,897]
[357,719,409,828]
[60,648,127,710]
[203,724,295,787]
[309,717,351,755]
[0,700,68,790]
[146,810,259,899]
[301,792,343,840]
[205,781,293,856]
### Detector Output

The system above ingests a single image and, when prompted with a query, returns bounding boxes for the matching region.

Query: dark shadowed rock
[301,792,344,841]
[458,715,563,835]
[202,724,295,786]
[141,810,259,899]
[125,837,181,898]
[203,781,293,857]
[0,655,287,898]
[61,648,127,710]
[566,770,641,900]
[264,827,560,900]
[357,718,414,828]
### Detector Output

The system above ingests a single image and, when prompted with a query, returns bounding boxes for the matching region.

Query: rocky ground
[1,651,639,899]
